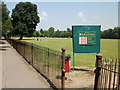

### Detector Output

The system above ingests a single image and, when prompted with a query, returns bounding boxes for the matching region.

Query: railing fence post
[31,44,33,66]
[61,48,66,90]
[47,48,50,78]
[94,54,102,90]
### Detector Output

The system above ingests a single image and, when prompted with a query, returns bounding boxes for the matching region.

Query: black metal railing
[7,39,62,89]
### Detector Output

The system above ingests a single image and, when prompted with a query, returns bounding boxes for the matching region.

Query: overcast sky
[4,0,118,31]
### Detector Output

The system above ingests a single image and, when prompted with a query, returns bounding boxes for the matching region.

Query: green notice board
[72,25,101,53]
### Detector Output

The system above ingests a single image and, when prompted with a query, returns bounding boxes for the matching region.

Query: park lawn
[12,37,118,66]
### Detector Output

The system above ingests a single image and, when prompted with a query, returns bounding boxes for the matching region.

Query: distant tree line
[101,27,120,39]
[33,27,120,39]
[29,27,72,38]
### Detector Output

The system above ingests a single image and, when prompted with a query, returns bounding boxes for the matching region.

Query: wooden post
[61,48,66,90]
[94,54,102,90]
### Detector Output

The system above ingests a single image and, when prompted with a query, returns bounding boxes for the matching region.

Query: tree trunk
[19,34,23,40]
[4,35,7,40]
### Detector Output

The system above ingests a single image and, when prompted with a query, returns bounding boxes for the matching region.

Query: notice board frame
[71,25,101,71]
[72,25,101,53]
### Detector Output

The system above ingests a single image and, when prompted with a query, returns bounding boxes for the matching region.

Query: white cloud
[77,12,84,18]
[42,11,48,17]
[40,17,47,21]
[77,11,88,22]
[40,11,48,22]
[82,18,87,22]
[77,11,99,23]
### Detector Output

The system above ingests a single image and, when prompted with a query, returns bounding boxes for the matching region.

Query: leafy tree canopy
[1,2,13,39]
[33,30,41,37]
[2,2,10,23]
[101,27,120,39]
[2,18,13,36]
[48,27,55,37]
[11,2,40,40]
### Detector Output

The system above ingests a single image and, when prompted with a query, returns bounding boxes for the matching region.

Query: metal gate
[94,54,120,90]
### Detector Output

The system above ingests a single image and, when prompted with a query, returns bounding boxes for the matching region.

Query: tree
[67,28,72,38]
[1,2,13,39]
[113,27,120,39]
[101,27,120,39]
[2,2,9,23]
[0,21,1,39]
[2,18,13,37]
[0,3,1,21]
[54,29,61,37]
[48,27,55,37]
[43,30,49,37]
[60,31,69,38]
[107,29,113,39]
[11,2,40,40]
[33,31,41,37]
[40,28,44,37]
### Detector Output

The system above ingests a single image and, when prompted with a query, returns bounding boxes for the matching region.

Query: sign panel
[79,31,96,45]
[72,25,101,53]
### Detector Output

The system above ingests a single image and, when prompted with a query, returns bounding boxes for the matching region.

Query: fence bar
[118,59,120,90]
[102,59,106,89]
[31,44,33,65]
[101,62,104,89]
[113,59,117,90]
[104,60,108,88]
[108,60,113,89]
[61,48,66,90]
[47,48,50,78]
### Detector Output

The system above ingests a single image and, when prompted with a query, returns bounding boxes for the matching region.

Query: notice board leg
[72,52,75,72]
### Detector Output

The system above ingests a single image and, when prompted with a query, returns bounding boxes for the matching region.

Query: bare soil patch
[65,66,95,88]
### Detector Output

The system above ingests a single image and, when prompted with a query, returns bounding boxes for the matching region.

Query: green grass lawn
[12,37,118,66]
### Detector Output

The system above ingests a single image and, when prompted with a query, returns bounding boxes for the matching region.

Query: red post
[65,54,71,72]
[65,60,70,72]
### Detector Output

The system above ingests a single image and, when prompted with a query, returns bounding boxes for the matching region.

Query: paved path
[0,40,50,88]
